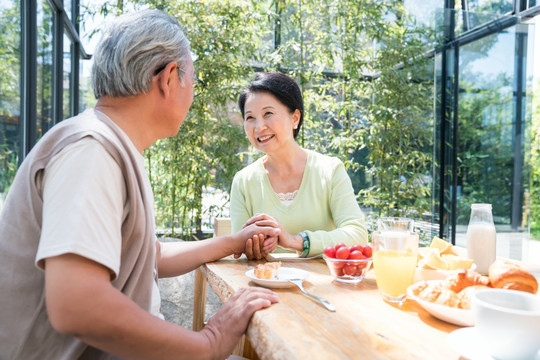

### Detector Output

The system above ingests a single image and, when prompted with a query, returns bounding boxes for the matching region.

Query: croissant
[488,260,538,294]
[457,285,491,310]
[434,288,460,308]
[417,282,442,302]
[443,268,490,293]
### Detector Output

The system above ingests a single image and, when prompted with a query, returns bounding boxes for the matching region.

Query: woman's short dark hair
[238,72,304,139]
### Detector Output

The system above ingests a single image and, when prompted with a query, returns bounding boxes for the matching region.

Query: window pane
[0,0,21,203]
[435,6,513,41]
[79,58,96,111]
[455,25,533,259]
[404,0,441,29]
[64,0,71,20]
[63,32,72,119]
[37,0,54,137]
[458,0,513,14]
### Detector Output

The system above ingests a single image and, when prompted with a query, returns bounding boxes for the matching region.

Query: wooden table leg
[192,267,207,331]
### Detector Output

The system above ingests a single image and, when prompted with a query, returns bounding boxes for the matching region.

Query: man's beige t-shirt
[36,136,163,318]
[0,109,160,359]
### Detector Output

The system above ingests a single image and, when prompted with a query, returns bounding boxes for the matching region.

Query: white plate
[245,267,310,289]
[448,327,540,360]
[407,280,474,326]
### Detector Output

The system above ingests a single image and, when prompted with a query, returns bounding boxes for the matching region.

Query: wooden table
[199,257,463,360]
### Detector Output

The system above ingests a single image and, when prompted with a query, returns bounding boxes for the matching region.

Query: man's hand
[201,287,279,357]
[232,221,280,259]
[236,233,278,260]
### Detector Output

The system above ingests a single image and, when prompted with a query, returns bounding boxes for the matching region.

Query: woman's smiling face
[243,91,300,153]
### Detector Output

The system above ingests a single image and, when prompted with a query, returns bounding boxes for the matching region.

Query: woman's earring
[294,125,298,129]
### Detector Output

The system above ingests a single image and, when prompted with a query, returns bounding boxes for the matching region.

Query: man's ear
[155,62,177,98]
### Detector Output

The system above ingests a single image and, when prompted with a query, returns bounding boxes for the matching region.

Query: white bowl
[472,289,540,360]
[414,263,477,282]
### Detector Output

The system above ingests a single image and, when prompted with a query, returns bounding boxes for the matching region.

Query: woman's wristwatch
[299,232,310,257]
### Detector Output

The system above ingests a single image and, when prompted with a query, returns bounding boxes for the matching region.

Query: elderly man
[0,9,279,360]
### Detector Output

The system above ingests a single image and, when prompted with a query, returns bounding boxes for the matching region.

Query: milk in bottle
[466,203,496,275]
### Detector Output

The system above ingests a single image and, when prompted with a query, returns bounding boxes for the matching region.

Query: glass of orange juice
[372,228,418,303]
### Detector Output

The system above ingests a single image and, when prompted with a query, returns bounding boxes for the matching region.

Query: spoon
[288,278,336,312]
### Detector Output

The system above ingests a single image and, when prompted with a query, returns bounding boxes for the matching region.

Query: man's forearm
[45,254,225,360]
[75,295,220,360]
[157,235,236,278]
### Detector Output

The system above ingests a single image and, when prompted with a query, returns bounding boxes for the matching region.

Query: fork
[288,278,336,312]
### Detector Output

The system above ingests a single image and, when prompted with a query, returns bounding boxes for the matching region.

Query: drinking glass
[376,217,415,232]
[372,228,418,303]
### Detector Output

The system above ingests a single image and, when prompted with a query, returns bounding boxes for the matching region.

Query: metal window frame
[436,0,539,243]
[18,0,88,162]
[20,0,37,161]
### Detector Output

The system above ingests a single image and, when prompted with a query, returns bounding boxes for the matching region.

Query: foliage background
[85,0,434,239]
[0,2,20,196]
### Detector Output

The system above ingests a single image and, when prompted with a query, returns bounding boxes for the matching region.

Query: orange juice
[373,250,417,298]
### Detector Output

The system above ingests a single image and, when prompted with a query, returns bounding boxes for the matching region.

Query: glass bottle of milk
[466,204,496,275]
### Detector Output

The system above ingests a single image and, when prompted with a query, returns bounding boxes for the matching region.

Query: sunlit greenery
[3,1,538,240]
[84,0,434,238]
[456,77,515,224]
[0,0,20,195]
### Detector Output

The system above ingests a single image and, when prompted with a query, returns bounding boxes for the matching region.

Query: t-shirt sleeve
[36,137,126,279]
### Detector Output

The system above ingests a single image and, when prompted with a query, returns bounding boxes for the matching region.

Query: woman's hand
[235,214,278,259]
[232,221,280,260]
[242,213,302,253]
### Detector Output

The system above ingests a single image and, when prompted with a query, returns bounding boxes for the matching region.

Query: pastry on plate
[417,281,443,302]
[434,287,460,308]
[254,262,281,280]
[489,260,538,294]
[443,268,490,293]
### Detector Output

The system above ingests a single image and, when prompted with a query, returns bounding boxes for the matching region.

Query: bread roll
[488,260,538,294]
[443,268,490,293]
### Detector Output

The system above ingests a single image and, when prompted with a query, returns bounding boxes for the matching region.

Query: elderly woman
[230,72,368,260]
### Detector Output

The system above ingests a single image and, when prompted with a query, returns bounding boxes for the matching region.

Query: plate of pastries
[246,262,310,289]
[408,259,539,326]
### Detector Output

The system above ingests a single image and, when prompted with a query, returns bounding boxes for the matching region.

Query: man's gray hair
[91,9,191,98]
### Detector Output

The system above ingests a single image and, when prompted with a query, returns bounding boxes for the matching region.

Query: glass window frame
[19,0,89,162]
[434,1,539,246]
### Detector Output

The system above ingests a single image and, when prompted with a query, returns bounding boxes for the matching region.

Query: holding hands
[232,221,280,259]
[239,213,301,260]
